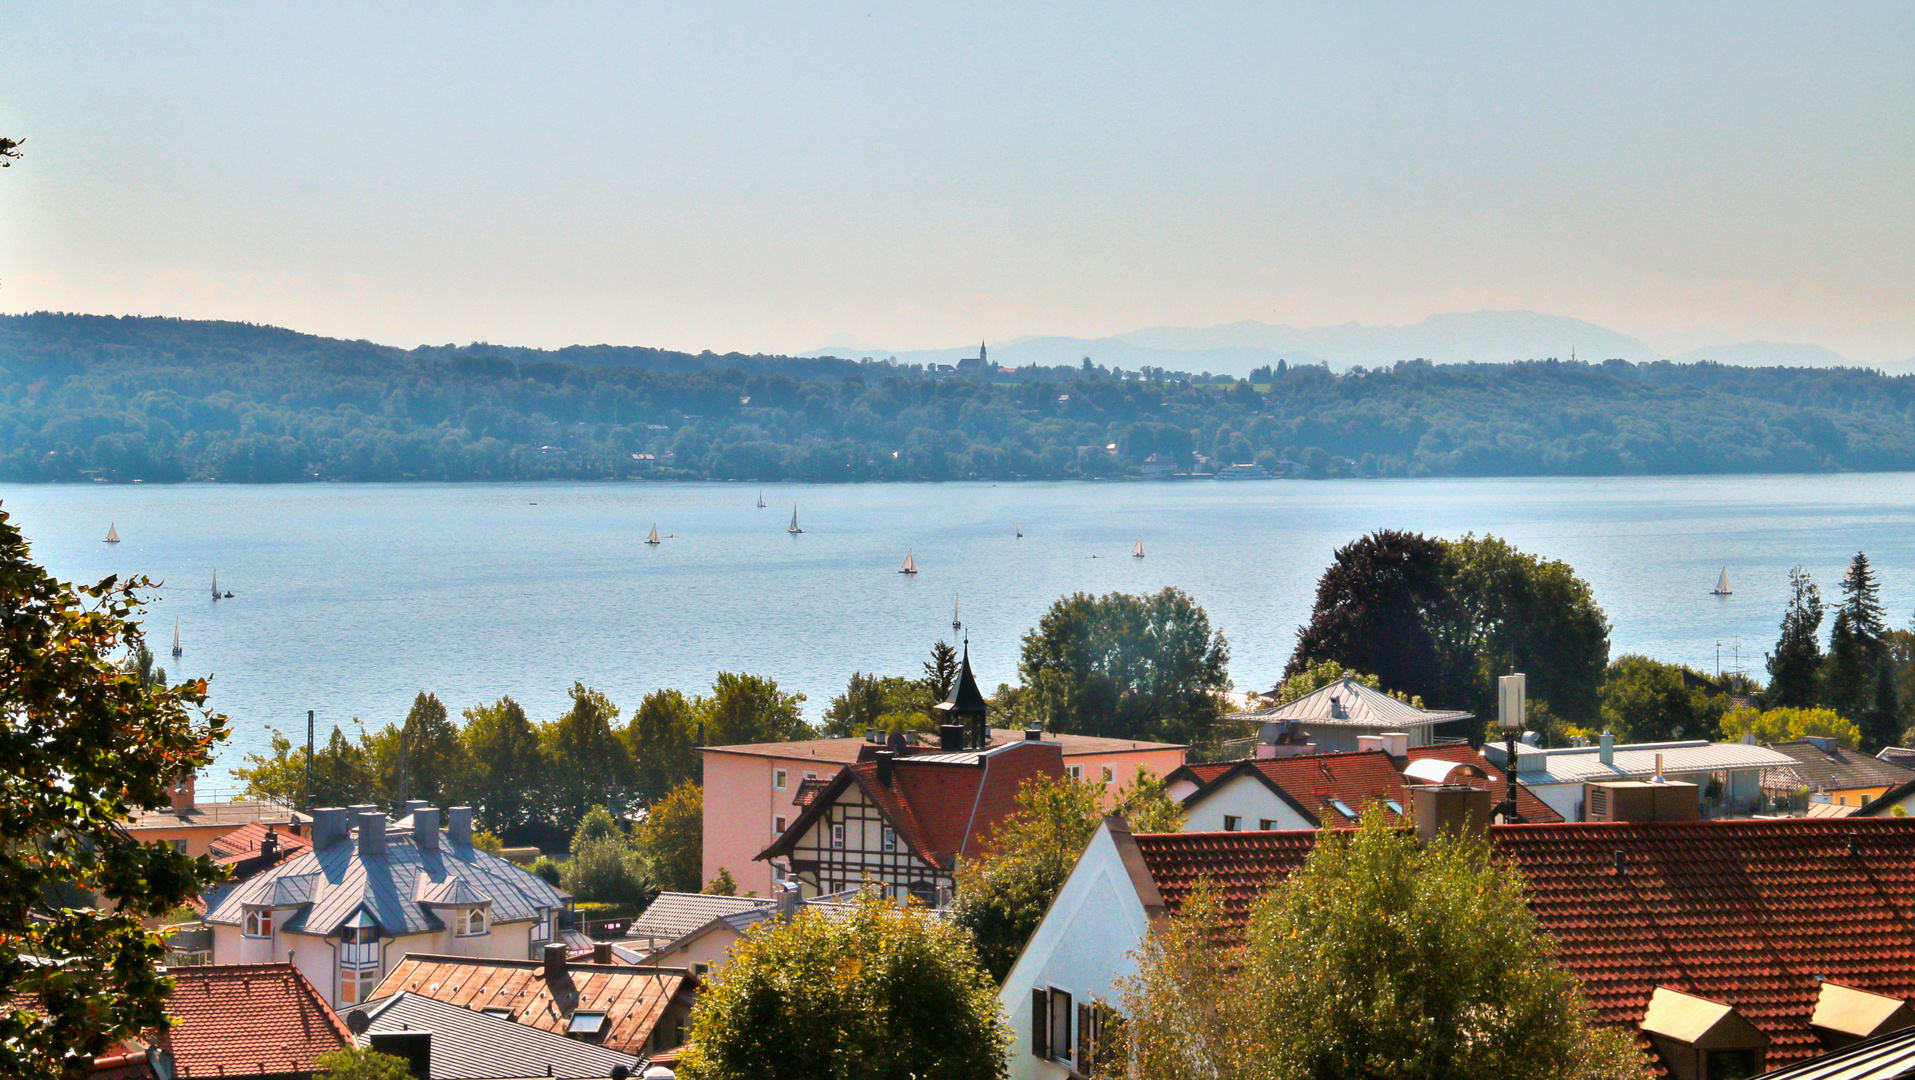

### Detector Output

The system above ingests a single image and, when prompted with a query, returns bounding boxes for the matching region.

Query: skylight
[482,1007,514,1020]
[1384,800,1404,815]
[1331,799,1357,818]
[568,1012,607,1036]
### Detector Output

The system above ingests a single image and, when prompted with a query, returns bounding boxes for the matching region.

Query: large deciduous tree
[541,683,635,830]
[820,672,933,738]
[625,688,698,804]
[1768,566,1825,708]
[680,889,1007,1080]
[458,696,545,835]
[698,671,811,747]
[1286,531,1460,708]
[1116,811,1640,1080]
[0,506,229,1078]
[1598,655,1729,743]
[635,780,704,894]
[1018,587,1230,749]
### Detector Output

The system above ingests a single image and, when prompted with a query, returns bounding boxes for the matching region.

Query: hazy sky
[2,3,1910,361]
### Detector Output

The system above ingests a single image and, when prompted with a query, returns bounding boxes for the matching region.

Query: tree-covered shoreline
[5,311,1915,484]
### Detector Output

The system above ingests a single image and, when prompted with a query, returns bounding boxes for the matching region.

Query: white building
[1222,677,1473,754]
[205,804,573,1010]
[1482,734,1799,820]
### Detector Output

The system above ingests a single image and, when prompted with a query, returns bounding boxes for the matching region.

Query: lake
[3,474,1912,783]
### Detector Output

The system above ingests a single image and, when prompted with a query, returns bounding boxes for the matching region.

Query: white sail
[1133,537,1145,558]
[172,617,182,657]
[757,490,767,508]
[647,524,661,545]
[104,524,120,543]
[1713,568,1732,595]
[952,595,961,631]
[211,570,219,600]
[901,549,917,574]
[1016,522,1022,538]
[788,506,803,534]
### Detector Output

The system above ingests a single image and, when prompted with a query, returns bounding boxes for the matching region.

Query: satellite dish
[610,1067,631,1080]
[345,1009,371,1035]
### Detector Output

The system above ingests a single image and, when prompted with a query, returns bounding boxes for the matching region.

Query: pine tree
[1827,552,1891,747]
[1767,566,1824,708]
[923,640,960,701]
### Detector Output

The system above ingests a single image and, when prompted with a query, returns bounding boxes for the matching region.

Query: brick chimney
[169,774,196,813]
[592,941,614,964]
[542,941,569,983]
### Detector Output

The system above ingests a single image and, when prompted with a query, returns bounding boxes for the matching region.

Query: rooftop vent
[1406,784,1490,841]
[1584,781,1698,823]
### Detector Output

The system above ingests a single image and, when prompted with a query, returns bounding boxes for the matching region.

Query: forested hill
[2,312,1913,483]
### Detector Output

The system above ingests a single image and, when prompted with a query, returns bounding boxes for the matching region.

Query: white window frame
[1101,766,1114,784]
[882,826,896,852]
[831,823,845,849]
[457,907,488,937]
[243,908,273,938]
[774,769,787,790]
[773,815,787,836]
[804,771,818,780]
[339,959,380,1006]
[1067,764,1084,781]
[1223,815,1241,832]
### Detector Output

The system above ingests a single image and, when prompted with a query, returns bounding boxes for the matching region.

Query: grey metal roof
[1224,678,1472,729]
[357,991,642,1079]
[1763,740,1915,793]
[626,892,773,943]
[206,829,569,938]
[1756,1023,1915,1080]
[1497,740,1800,785]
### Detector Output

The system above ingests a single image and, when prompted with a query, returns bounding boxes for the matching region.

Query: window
[882,826,896,852]
[1330,799,1357,819]
[831,823,845,849]
[1706,1049,1759,1080]
[482,1007,514,1020]
[1385,800,1404,815]
[568,1011,608,1038]
[1101,766,1114,784]
[170,839,187,854]
[774,769,787,789]
[693,963,711,977]
[340,965,376,1006]
[1259,819,1277,831]
[457,908,488,936]
[1223,815,1241,832]
[532,910,550,942]
[804,771,818,780]
[773,815,787,836]
[1067,765,1084,781]
[1048,987,1074,1063]
[243,909,273,937]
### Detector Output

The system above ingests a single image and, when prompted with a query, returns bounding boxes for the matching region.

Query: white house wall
[1182,775,1317,833]
[997,826,1152,1080]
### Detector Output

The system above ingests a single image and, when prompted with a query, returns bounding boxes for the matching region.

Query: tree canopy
[1598,655,1729,743]
[1115,810,1640,1080]
[0,507,229,1078]
[1017,587,1230,749]
[680,889,1007,1080]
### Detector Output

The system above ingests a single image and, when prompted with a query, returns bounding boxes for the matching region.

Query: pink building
[702,728,1186,897]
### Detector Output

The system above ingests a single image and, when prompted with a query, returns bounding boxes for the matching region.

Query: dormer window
[457,907,488,936]
[243,909,273,937]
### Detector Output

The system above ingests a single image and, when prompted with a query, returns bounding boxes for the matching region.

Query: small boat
[787,506,804,535]
[757,490,767,509]
[900,550,918,575]
[952,595,961,632]
[224,591,234,599]
[1015,522,1023,538]
[1712,568,1732,596]
[211,571,220,601]
[171,617,182,658]
[1133,537,1145,559]
[104,524,120,544]
[646,524,662,547]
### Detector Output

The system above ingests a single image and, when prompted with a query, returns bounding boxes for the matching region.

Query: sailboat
[900,549,918,575]
[646,524,662,547]
[787,506,804,535]
[104,523,120,544]
[1015,522,1023,538]
[952,595,961,632]
[756,490,767,509]
[171,617,182,658]
[211,571,220,601]
[1712,568,1733,596]
[1133,537,1145,559]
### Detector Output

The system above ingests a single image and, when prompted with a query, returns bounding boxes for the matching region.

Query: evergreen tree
[1827,552,1893,748]
[1767,566,1825,708]
[923,640,961,701]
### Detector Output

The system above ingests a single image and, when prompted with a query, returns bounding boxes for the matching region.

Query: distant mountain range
[811,310,1879,377]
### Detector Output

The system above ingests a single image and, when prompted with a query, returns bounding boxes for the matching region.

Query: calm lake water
[3,475,1913,779]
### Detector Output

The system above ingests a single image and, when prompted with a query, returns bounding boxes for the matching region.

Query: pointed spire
[946,641,988,715]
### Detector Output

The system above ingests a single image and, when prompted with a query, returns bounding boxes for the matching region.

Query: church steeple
[935,641,990,749]
[979,341,987,366]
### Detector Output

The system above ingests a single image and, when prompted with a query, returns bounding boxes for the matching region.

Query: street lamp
[1497,673,1526,824]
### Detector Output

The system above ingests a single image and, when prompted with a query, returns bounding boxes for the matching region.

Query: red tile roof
[161,964,351,1078]
[1404,744,1564,823]
[373,954,695,1057]
[1130,819,1915,1074]
[208,822,313,866]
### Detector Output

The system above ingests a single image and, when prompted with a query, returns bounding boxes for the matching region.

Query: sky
[1,2,1911,363]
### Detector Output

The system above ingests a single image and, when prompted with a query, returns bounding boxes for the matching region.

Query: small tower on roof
[935,641,990,750]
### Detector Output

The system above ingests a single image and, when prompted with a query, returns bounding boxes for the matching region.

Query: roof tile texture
[161,964,351,1077]
[1133,819,1915,1073]
[373,954,692,1057]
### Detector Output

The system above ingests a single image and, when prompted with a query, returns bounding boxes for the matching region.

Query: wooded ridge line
[3,312,1912,483]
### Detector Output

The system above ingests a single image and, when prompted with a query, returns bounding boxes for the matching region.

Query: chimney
[592,941,614,964]
[446,806,473,847]
[776,881,801,920]
[347,803,379,822]
[1024,727,1043,741]
[1407,784,1491,841]
[1598,730,1615,767]
[866,728,880,744]
[311,807,352,850]
[356,811,388,856]
[412,807,440,851]
[1380,732,1409,759]
[169,773,196,813]
[402,799,430,817]
[1356,734,1386,754]
[875,750,895,785]
[542,941,569,983]
[260,827,279,861]
[939,724,965,751]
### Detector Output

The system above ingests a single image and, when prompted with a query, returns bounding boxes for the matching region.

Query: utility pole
[1496,674,1526,825]
[304,709,314,812]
